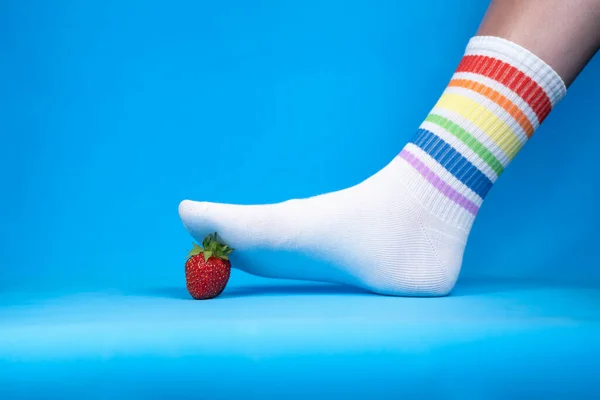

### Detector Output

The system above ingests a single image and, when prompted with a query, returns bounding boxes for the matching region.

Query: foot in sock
[179,36,566,296]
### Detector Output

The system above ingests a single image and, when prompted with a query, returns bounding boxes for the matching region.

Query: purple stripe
[399,149,480,215]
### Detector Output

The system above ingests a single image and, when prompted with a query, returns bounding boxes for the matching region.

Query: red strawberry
[185,232,234,300]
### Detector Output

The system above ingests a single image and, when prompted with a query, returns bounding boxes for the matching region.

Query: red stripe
[456,55,552,123]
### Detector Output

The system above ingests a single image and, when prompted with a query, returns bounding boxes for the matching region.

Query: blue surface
[2,275,600,398]
[2,0,600,398]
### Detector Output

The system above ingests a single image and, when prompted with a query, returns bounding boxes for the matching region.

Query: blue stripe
[411,128,492,198]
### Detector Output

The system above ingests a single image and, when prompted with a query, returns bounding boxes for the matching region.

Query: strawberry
[185,232,234,300]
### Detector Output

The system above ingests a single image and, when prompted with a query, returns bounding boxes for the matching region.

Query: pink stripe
[399,149,480,215]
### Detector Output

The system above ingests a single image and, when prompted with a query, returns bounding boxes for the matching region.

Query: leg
[478,0,600,86]
[179,0,600,296]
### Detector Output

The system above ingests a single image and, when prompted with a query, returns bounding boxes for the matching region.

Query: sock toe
[178,200,215,240]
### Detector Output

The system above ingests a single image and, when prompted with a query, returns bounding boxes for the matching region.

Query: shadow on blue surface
[140,283,369,300]
[137,278,546,300]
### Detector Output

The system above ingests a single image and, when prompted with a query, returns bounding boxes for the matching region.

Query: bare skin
[477,0,600,86]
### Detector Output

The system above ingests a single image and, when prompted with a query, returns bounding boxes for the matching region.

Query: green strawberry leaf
[186,243,203,259]
[195,232,234,261]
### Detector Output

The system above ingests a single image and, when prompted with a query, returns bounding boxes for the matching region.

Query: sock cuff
[398,36,566,226]
[466,36,567,106]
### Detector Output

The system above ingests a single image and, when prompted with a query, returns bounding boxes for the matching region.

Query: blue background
[2,0,599,291]
[1,0,600,398]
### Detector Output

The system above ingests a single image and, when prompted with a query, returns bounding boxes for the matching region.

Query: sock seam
[422,223,468,246]
[394,163,472,236]
[416,211,451,287]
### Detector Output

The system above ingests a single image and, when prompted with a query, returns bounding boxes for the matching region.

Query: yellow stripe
[435,93,523,160]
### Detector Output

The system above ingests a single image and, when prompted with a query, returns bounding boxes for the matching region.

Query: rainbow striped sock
[179,36,567,296]
[399,36,566,229]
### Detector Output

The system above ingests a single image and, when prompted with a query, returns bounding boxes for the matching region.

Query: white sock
[179,37,566,296]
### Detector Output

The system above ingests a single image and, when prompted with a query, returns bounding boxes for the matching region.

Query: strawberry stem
[187,232,234,261]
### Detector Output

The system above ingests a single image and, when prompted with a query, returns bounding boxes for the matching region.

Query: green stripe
[425,114,505,176]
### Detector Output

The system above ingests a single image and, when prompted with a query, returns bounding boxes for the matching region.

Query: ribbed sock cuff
[398,36,567,229]
[466,36,567,106]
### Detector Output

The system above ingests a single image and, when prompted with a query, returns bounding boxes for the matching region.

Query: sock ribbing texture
[399,36,566,230]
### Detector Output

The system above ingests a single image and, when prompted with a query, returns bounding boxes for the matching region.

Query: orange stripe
[448,79,535,138]
[456,55,552,123]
